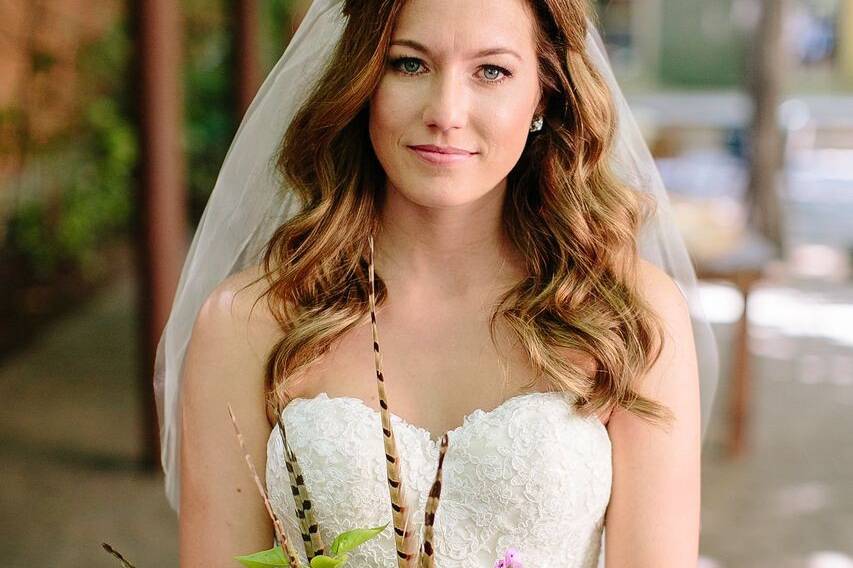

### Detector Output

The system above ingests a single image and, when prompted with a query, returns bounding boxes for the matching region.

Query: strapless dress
[265,390,611,567]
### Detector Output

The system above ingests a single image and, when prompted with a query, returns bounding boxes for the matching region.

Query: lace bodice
[265,390,612,567]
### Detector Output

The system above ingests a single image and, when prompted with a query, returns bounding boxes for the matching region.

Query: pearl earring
[530,115,544,132]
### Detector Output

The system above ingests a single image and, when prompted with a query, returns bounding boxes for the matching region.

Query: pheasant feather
[227,404,303,567]
[419,432,449,568]
[277,410,327,558]
[368,234,420,567]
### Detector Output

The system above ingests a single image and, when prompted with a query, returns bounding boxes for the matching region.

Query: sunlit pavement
[699,278,853,567]
[0,258,851,566]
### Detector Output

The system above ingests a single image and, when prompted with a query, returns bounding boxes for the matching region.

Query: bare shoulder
[201,263,276,326]
[193,263,282,364]
[629,257,697,394]
[183,261,282,429]
[635,257,690,322]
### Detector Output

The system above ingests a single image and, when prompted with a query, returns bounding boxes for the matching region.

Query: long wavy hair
[244,0,673,430]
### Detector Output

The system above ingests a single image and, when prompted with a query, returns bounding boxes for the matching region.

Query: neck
[373,180,525,300]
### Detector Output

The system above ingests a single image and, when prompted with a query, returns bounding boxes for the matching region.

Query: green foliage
[309,555,348,567]
[183,0,298,221]
[5,94,136,279]
[30,49,57,73]
[260,0,295,70]
[6,200,56,278]
[235,523,387,568]
[183,0,236,221]
[235,545,289,567]
[3,1,296,281]
[3,12,136,280]
[56,98,136,258]
[329,524,387,556]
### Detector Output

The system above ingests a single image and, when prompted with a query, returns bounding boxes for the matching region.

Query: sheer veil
[153,0,720,513]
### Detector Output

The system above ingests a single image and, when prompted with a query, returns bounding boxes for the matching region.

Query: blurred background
[0,0,851,566]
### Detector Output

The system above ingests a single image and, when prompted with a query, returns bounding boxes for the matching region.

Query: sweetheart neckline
[280,390,597,445]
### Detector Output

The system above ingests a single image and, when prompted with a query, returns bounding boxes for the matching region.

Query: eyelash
[388,56,513,85]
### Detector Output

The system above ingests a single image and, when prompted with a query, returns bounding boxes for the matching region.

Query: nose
[421,70,467,133]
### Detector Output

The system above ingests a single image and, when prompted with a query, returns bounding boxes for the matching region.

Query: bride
[155,0,719,566]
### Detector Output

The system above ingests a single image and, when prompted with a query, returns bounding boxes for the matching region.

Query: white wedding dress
[266,390,612,567]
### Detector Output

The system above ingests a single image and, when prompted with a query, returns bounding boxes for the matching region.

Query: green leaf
[309,554,348,567]
[329,523,389,555]
[234,545,290,567]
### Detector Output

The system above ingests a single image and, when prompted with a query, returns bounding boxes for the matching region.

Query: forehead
[391,0,537,58]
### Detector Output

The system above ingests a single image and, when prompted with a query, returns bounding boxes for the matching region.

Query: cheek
[369,82,405,156]
[478,92,536,162]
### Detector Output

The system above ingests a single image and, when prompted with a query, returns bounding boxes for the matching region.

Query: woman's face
[368,0,542,209]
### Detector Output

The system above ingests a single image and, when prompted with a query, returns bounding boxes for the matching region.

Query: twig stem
[228,403,303,567]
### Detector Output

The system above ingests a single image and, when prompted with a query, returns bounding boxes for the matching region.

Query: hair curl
[242,0,674,430]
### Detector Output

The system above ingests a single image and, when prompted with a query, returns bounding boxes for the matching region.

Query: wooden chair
[695,229,776,458]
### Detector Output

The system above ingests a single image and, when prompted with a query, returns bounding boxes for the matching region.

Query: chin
[391,177,492,208]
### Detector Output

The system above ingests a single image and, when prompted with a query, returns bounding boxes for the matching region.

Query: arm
[179,270,279,567]
[603,259,703,567]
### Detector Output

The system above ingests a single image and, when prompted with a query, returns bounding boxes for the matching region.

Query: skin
[178,0,702,565]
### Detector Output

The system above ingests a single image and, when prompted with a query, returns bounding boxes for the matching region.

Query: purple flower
[494,547,524,568]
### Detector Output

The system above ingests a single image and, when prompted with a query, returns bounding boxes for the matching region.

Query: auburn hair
[241,0,673,430]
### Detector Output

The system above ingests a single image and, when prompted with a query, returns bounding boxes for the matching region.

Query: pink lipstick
[408,144,477,166]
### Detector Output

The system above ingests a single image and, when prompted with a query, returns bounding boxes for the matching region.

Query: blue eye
[481,65,510,83]
[390,56,425,75]
[485,67,500,81]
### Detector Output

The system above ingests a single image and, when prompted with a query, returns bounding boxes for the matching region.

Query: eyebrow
[389,39,522,61]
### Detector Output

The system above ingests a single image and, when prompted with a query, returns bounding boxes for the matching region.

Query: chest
[283,301,547,442]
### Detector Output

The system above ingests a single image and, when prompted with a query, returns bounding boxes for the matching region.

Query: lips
[408,144,477,166]
[409,144,474,155]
